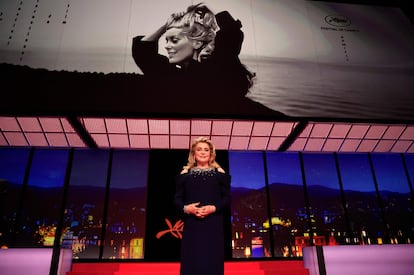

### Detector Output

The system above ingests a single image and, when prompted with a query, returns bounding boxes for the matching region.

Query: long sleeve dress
[174,167,231,275]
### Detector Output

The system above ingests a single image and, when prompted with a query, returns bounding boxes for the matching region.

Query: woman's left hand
[196,205,216,218]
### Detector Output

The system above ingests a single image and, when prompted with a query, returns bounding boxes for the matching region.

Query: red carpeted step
[117,262,180,272]
[226,260,306,269]
[68,260,309,275]
[115,273,178,275]
[70,263,121,272]
[68,271,308,275]
[226,261,309,275]
[67,263,120,275]
[226,272,308,275]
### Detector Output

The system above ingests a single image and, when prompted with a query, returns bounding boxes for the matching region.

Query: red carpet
[68,260,309,275]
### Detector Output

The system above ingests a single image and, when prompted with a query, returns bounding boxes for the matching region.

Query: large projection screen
[1,0,413,120]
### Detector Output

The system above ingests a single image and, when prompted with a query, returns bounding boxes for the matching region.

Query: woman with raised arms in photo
[132,3,285,117]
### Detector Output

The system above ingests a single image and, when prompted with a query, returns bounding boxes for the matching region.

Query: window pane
[404,154,414,186]
[229,151,268,258]
[15,149,69,247]
[266,152,306,257]
[103,150,149,259]
[302,153,347,246]
[0,148,31,248]
[337,153,382,244]
[370,153,413,244]
[403,154,414,244]
[64,149,110,259]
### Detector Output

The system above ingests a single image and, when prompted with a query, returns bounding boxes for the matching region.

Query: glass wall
[103,150,149,259]
[0,148,31,248]
[370,154,414,244]
[302,153,348,246]
[229,151,268,258]
[266,152,306,257]
[336,153,382,244]
[404,154,414,187]
[63,149,110,259]
[15,149,69,247]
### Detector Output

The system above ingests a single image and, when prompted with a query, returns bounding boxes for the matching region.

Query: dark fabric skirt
[180,214,224,275]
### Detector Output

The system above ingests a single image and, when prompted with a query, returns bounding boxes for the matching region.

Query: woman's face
[165,27,197,65]
[194,142,211,167]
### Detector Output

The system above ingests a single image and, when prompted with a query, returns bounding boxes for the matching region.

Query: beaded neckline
[191,167,215,172]
[190,167,215,176]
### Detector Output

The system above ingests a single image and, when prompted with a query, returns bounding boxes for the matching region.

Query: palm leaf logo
[156,218,184,239]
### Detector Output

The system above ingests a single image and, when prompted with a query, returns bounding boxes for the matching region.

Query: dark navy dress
[175,167,231,275]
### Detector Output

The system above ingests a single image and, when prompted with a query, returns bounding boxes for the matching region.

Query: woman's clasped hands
[184,202,216,218]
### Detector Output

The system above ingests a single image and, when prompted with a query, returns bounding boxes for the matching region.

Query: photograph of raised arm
[132,3,217,74]
[131,3,285,117]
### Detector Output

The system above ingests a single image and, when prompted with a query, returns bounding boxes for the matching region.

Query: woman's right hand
[145,11,183,42]
[170,11,185,20]
[184,202,201,215]
[165,11,184,28]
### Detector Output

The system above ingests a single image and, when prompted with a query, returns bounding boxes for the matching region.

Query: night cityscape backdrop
[0,148,413,259]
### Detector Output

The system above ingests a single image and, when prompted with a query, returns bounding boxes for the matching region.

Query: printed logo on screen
[325,15,351,27]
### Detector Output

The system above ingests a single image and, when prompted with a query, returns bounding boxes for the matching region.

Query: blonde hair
[166,3,218,43]
[184,137,222,170]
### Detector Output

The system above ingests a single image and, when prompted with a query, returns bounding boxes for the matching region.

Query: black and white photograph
[1,0,414,120]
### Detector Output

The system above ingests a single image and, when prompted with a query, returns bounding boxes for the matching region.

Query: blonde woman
[175,137,231,275]
[132,3,217,71]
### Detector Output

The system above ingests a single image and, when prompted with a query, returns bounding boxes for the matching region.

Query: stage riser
[68,272,308,275]
[68,261,309,275]
[68,272,309,275]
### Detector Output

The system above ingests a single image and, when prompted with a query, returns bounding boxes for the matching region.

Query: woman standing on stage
[175,137,231,275]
